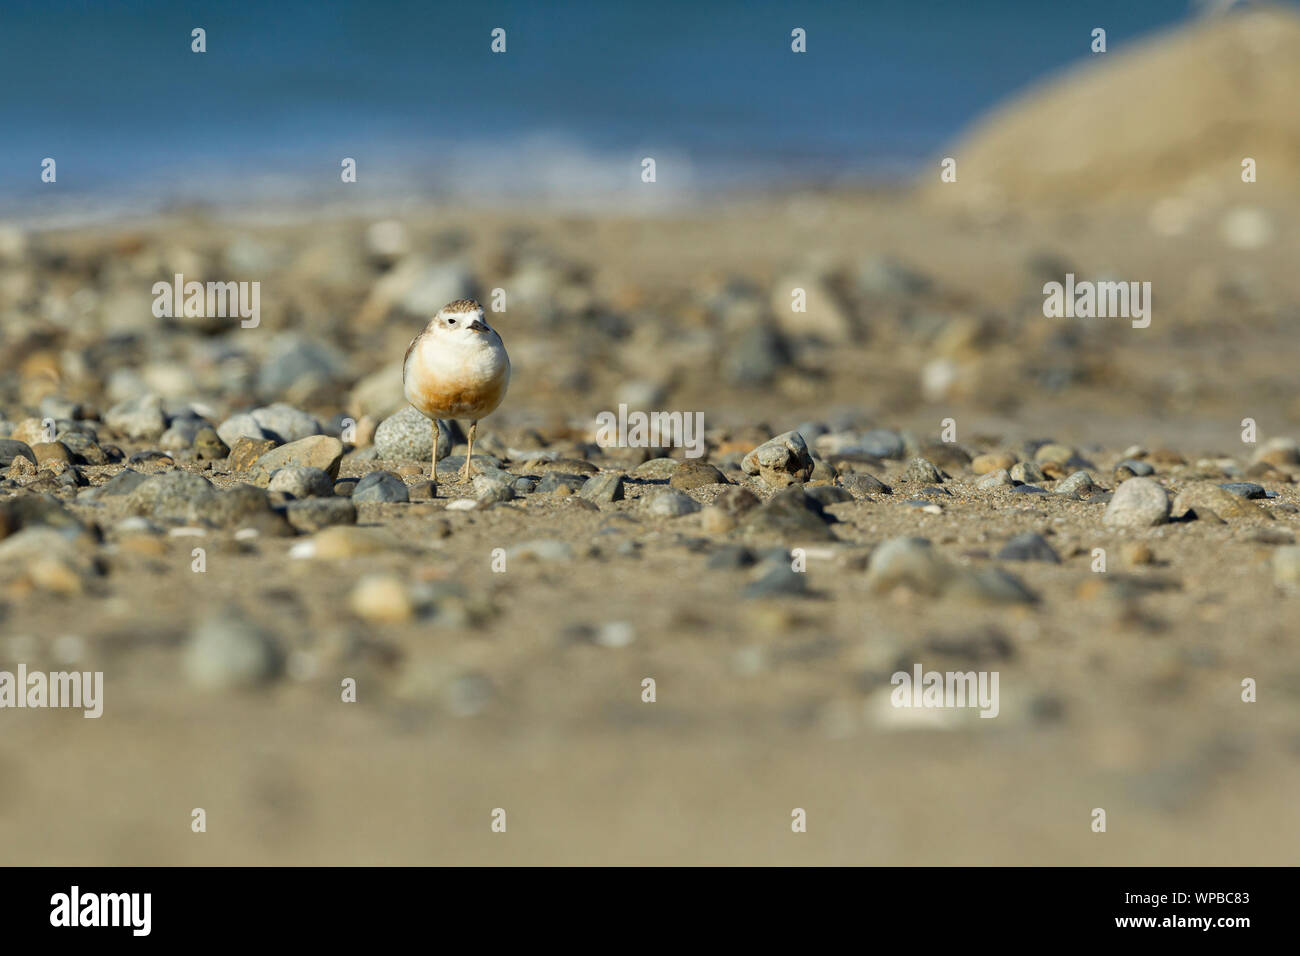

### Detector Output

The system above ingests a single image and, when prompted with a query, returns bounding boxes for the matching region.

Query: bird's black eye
[447,318,456,326]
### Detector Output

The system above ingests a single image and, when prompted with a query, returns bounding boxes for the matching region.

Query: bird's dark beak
[468,317,490,333]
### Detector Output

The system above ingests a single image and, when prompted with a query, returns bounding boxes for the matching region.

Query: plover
[402,299,511,494]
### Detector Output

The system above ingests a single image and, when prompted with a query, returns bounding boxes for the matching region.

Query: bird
[402,299,511,496]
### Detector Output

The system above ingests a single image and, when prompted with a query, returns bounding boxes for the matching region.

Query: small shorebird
[402,299,511,495]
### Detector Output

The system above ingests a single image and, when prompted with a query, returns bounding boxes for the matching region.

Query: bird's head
[428,299,493,338]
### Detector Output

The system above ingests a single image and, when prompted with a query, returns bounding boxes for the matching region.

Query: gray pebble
[840,473,891,496]
[580,472,625,503]
[644,488,701,517]
[1103,477,1170,528]
[977,468,1014,489]
[1056,470,1100,497]
[859,429,905,459]
[268,466,335,499]
[286,497,358,532]
[353,470,410,503]
[903,457,943,483]
[183,613,283,690]
[250,403,322,443]
[997,531,1061,563]
[217,413,271,448]
[1219,482,1266,500]
[743,563,809,599]
[473,474,516,503]
[1010,461,1046,484]
[536,473,589,494]
[0,439,37,468]
[1115,458,1154,478]
[741,431,814,488]
[105,393,166,441]
[375,405,452,463]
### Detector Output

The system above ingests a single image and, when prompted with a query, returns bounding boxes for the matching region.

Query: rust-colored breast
[409,371,507,420]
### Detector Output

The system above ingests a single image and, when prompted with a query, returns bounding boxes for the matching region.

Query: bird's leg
[429,419,438,497]
[460,420,478,482]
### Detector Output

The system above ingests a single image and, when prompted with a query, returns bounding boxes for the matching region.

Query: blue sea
[0,0,1244,219]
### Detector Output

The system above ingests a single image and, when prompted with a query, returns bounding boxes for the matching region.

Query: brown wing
[402,329,423,385]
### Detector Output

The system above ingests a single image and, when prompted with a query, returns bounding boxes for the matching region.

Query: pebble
[527,457,598,475]
[30,441,71,467]
[352,470,410,503]
[1273,546,1300,587]
[472,474,516,503]
[256,335,349,397]
[375,405,451,463]
[105,393,166,441]
[977,468,1014,489]
[945,567,1039,605]
[0,439,37,468]
[804,485,854,507]
[537,473,589,494]
[866,536,1036,604]
[739,486,835,540]
[217,412,272,447]
[1033,443,1074,465]
[1103,477,1170,528]
[250,403,322,443]
[580,472,625,503]
[972,452,1016,474]
[858,429,905,460]
[1010,484,1049,495]
[997,532,1061,563]
[348,575,414,623]
[1055,470,1100,497]
[865,537,948,596]
[252,435,345,481]
[742,563,809,599]
[902,457,943,484]
[1172,482,1269,521]
[1255,438,1299,468]
[158,417,209,451]
[293,525,402,559]
[268,466,335,499]
[1114,458,1155,479]
[285,497,358,532]
[633,457,679,479]
[1010,461,1046,484]
[707,545,758,570]
[125,470,218,521]
[1121,541,1154,566]
[840,473,891,496]
[193,484,292,534]
[229,437,276,472]
[182,612,283,690]
[669,461,728,490]
[644,488,701,517]
[1218,482,1266,500]
[60,431,110,465]
[507,539,574,562]
[741,431,814,488]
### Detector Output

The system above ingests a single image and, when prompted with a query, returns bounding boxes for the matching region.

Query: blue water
[0,0,1240,214]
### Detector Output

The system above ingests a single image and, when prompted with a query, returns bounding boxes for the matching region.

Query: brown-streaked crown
[441,299,483,314]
